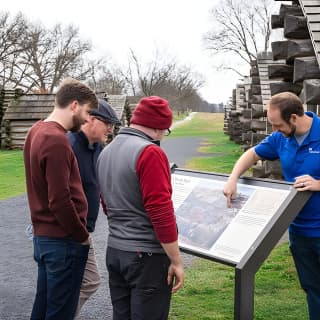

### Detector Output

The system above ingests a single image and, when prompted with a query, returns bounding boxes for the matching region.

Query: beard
[282,124,296,137]
[69,114,84,132]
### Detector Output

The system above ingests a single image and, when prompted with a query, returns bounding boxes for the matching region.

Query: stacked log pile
[223,95,235,135]
[225,0,320,180]
[271,1,320,108]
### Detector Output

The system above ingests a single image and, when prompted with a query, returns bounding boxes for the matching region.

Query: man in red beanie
[97,96,184,320]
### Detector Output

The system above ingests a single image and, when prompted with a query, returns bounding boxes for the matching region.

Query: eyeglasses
[94,116,114,129]
[164,128,171,136]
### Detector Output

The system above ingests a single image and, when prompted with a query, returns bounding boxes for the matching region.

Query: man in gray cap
[68,98,120,314]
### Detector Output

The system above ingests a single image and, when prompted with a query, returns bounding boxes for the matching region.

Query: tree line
[0,11,212,113]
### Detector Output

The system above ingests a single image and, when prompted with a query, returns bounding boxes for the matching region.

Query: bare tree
[159,66,205,112]
[86,57,126,94]
[121,49,206,112]
[95,66,126,95]
[204,0,273,72]
[11,23,91,92]
[125,49,176,96]
[0,12,28,88]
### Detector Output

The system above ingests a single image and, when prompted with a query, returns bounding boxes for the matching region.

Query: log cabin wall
[0,93,126,149]
[1,94,55,149]
[0,89,24,148]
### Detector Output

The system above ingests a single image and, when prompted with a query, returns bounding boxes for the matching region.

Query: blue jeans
[289,232,320,320]
[106,247,172,320]
[31,236,89,320]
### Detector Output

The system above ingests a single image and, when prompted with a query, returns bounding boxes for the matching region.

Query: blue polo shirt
[67,131,103,232]
[255,112,320,237]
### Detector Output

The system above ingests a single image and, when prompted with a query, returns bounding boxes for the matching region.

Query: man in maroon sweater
[23,78,98,320]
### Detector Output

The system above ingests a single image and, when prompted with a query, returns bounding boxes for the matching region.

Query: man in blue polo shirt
[223,91,320,320]
[68,98,120,314]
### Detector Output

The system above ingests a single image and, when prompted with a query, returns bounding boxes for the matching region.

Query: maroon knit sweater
[23,121,89,242]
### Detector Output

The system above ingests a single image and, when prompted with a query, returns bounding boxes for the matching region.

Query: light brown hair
[55,78,98,109]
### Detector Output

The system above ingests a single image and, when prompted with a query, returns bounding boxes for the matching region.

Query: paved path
[162,136,207,167]
[0,194,113,319]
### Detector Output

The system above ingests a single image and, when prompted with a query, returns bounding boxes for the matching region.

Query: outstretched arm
[223,148,261,207]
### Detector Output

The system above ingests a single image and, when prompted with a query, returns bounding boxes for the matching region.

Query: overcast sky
[2,0,276,103]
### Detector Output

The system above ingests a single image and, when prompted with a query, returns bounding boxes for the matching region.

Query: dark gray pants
[106,246,172,320]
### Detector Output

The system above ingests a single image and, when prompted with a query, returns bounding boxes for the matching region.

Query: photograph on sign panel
[175,179,254,250]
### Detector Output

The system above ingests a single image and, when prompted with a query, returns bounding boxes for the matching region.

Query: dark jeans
[31,236,89,320]
[289,232,320,320]
[106,246,172,320]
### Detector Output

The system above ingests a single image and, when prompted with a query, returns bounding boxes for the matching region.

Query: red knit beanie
[130,96,173,129]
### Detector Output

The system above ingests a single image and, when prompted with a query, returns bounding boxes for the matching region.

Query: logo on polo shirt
[309,147,320,154]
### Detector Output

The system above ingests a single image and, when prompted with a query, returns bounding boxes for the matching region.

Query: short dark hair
[55,78,98,109]
[269,92,304,123]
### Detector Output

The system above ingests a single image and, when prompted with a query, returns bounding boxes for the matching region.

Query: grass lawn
[0,150,25,199]
[170,113,243,173]
[170,244,308,320]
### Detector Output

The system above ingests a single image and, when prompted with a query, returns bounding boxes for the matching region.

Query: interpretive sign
[171,167,312,320]
[172,173,290,264]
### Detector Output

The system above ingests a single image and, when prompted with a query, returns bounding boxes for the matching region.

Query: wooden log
[265,160,282,176]
[270,81,302,95]
[251,104,266,118]
[271,41,288,60]
[229,110,242,117]
[306,104,317,113]
[230,134,242,144]
[266,160,283,180]
[284,15,309,39]
[250,66,259,77]
[251,76,260,85]
[271,14,283,29]
[251,85,261,95]
[272,3,303,29]
[302,79,320,104]
[246,88,252,99]
[241,109,252,119]
[294,56,320,83]
[251,119,267,132]
[238,102,247,109]
[241,144,251,152]
[252,164,268,178]
[268,64,294,81]
[251,95,263,105]
[242,132,267,144]
[250,60,258,67]
[239,117,252,130]
[229,122,242,130]
[287,39,315,63]
[279,4,304,19]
